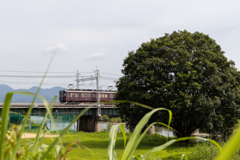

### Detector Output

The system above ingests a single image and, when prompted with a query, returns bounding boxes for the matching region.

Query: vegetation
[3,94,240,159]
[115,30,240,139]
[0,53,94,159]
[19,131,193,160]
[110,117,122,123]
[102,115,122,123]
[12,129,240,160]
[102,115,110,122]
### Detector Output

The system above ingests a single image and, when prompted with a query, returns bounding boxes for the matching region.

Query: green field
[20,132,195,160]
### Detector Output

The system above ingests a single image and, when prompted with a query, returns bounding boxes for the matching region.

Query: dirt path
[21,133,59,138]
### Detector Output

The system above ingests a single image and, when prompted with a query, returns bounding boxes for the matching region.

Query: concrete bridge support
[147,125,155,135]
[77,115,102,132]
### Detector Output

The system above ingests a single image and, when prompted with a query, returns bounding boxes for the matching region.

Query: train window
[70,93,72,97]
[67,93,69,97]
[81,93,91,97]
[75,93,79,97]
[110,94,113,98]
[105,94,108,98]
[93,94,95,97]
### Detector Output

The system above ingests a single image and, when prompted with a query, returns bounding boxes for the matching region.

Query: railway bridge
[0,102,118,132]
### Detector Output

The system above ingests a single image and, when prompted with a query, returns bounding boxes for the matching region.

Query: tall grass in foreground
[2,96,240,159]
[0,91,96,159]
[2,96,240,160]
[0,50,94,159]
[106,101,240,160]
[106,101,221,160]
[1,85,240,159]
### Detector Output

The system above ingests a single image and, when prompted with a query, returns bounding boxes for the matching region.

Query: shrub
[110,117,122,123]
[102,115,110,122]
[190,141,220,160]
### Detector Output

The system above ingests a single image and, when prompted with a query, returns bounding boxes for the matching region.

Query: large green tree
[116,30,240,139]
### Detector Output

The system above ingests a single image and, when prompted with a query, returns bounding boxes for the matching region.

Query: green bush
[102,115,110,122]
[190,141,220,160]
[190,141,240,160]
[110,117,122,123]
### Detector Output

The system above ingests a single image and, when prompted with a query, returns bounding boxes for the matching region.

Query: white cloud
[85,51,105,60]
[42,44,68,54]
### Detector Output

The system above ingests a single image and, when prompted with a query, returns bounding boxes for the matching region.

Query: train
[59,89,116,103]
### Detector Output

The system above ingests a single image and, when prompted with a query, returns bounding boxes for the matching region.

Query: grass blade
[181,154,187,160]
[10,91,49,159]
[11,45,56,160]
[119,124,127,147]
[129,121,177,158]
[0,92,13,160]
[30,95,57,155]
[121,108,172,160]
[104,100,154,110]
[141,137,222,160]
[155,122,180,135]
[108,124,119,160]
[42,103,97,159]
[214,124,240,160]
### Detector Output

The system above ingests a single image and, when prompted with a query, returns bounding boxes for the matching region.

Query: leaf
[141,137,222,160]
[55,145,61,157]
[214,124,240,160]
[121,108,172,160]
[108,124,119,160]
[181,154,187,160]
[67,130,73,142]
[42,103,95,159]
[119,124,127,147]
[30,95,57,155]
[9,92,50,160]
[0,92,13,160]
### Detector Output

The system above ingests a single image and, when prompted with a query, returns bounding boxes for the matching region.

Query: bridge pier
[77,115,102,132]
[147,125,155,135]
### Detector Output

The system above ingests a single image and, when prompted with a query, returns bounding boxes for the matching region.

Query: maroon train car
[59,89,116,103]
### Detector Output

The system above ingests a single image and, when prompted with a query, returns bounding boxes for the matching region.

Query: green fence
[9,112,77,134]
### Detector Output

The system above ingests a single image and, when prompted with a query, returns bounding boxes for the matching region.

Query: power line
[0,81,96,86]
[0,69,93,74]
[101,76,120,80]
[0,75,75,78]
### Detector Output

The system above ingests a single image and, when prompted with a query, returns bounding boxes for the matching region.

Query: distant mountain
[0,84,66,102]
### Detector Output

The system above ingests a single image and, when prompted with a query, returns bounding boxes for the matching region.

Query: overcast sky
[0,0,240,89]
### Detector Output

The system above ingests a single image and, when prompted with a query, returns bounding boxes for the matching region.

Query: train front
[59,90,66,102]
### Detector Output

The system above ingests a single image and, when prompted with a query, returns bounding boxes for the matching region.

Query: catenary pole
[95,67,101,116]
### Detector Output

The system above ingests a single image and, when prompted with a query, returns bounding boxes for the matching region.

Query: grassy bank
[20,131,194,160]
[20,131,240,160]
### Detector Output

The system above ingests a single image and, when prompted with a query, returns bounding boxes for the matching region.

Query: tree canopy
[115,30,240,139]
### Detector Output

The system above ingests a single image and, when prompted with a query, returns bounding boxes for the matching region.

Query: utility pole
[75,70,80,89]
[94,67,101,116]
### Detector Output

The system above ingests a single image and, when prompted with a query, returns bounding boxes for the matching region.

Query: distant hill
[0,84,66,102]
